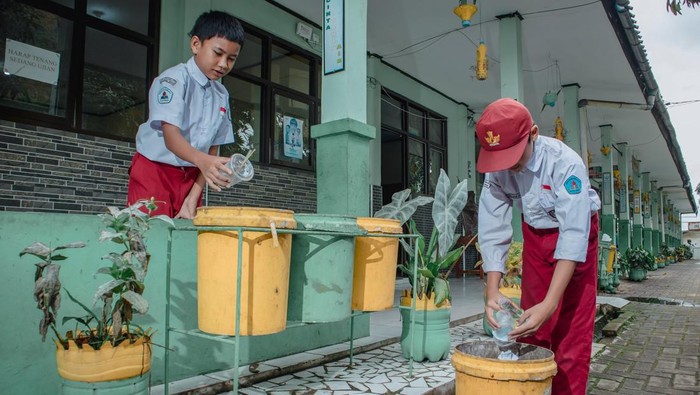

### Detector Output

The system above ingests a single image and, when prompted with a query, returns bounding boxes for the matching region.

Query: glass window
[82,28,147,138]
[235,32,262,78]
[408,139,425,195]
[429,117,445,144]
[220,77,261,162]
[381,93,402,130]
[271,44,310,94]
[429,149,444,194]
[273,94,312,169]
[0,3,72,117]
[87,0,149,35]
[408,106,423,137]
[380,89,447,195]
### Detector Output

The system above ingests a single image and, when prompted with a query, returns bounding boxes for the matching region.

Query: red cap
[476,98,533,173]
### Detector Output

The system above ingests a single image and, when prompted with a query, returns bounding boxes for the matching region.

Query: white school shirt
[135,56,234,167]
[478,136,601,274]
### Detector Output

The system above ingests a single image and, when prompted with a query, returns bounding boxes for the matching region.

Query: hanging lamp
[476,40,488,80]
[454,0,478,27]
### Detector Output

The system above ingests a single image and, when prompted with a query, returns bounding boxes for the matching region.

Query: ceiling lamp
[454,0,478,27]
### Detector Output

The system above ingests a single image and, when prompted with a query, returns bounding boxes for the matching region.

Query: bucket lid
[356,217,403,234]
[294,213,363,234]
[193,206,296,229]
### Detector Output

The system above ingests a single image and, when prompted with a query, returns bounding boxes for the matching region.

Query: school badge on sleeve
[158,87,173,104]
[564,175,582,195]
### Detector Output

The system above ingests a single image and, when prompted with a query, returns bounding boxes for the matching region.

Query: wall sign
[4,39,60,85]
[323,0,344,75]
[633,190,640,215]
[283,115,304,160]
[602,172,611,205]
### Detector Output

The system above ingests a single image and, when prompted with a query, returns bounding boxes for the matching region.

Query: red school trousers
[127,152,202,217]
[519,214,599,395]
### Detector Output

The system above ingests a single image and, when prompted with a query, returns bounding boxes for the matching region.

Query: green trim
[311,118,376,140]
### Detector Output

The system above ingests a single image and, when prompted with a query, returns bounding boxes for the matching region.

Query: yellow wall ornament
[600,145,611,156]
[554,116,564,141]
[476,41,488,80]
[613,169,622,190]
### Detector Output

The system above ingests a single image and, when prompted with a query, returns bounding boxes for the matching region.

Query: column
[312,0,376,216]
[497,11,524,241]
[632,159,643,247]
[562,84,582,157]
[651,181,661,254]
[642,172,653,252]
[599,125,616,244]
[617,143,631,255]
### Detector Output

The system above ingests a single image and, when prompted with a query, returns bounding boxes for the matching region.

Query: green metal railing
[163,224,421,394]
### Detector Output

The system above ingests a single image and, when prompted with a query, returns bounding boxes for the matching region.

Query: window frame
[380,89,448,196]
[224,21,320,172]
[0,0,160,142]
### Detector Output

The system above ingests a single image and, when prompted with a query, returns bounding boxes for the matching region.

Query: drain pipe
[578,99,652,111]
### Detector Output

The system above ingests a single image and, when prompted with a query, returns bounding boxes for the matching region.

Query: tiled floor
[235,318,488,394]
[152,276,487,395]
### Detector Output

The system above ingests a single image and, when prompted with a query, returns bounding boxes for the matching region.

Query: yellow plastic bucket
[194,206,296,336]
[352,217,402,311]
[452,341,557,394]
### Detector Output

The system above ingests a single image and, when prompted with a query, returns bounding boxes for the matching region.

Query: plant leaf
[19,242,51,260]
[54,242,87,251]
[121,290,149,314]
[64,288,100,324]
[93,279,125,306]
[151,214,175,228]
[432,277,450,305]
[374,188,433,225]
[432,169,469,258]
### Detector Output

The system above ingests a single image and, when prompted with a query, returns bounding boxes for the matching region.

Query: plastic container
[221,153,254,188]
[352,217,403,311]
[287,214,360,323]
[452,341,557,394]
[194,206,296,336]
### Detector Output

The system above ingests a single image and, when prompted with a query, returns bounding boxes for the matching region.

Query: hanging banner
[602,172,611,206]
[633,190,641,215]
[4,39,60,85]
[323,0,344,75]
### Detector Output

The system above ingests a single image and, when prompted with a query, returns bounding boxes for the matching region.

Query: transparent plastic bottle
[492,296,521,342]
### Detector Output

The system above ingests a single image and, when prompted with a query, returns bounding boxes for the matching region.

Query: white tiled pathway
[236,318,488,394]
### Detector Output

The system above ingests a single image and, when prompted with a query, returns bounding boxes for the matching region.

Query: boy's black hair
[189,11,245,46]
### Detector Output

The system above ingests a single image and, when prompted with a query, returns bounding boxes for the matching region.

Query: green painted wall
[0,212,367,394]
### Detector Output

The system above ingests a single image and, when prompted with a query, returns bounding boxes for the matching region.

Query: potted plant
[20,199,173,393]
[625,246,653,282]
[376,169,469,362]
[660,244,674,264]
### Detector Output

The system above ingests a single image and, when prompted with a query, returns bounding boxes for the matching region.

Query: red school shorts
[127,152,202,217]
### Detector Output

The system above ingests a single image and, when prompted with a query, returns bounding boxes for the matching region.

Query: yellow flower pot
[352,217,402,311]
[55,336,151,383]
[194,206,296,336]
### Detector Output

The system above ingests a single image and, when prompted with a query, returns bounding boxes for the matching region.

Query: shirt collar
[186,56,210,88]
[525,137,544,172]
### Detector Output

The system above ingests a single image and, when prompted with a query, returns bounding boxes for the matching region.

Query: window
[0,0,159,141]
[220,24,320,171]
[380,90,447,201]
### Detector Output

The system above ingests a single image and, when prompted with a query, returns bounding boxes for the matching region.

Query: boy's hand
[198,154,232,191]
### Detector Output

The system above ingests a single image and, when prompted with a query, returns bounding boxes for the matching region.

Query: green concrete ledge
[311,118,376,140]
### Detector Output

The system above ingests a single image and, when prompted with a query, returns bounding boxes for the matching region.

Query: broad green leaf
[418,268,434,278]
[151,214,175,228]
[432,277,450,305]
[432,169,469,258]
[54,242,87,251]
[437,247,465,271]
[374,188,433,225]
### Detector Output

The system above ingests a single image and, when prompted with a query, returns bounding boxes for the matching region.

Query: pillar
[599,125,616,244]
[617,143,631,255]
[632,159,643,247]
[642,172,653,252]
[562,84,582,157]
[312,0,376,216]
